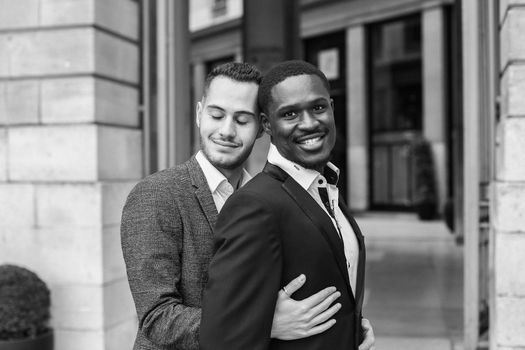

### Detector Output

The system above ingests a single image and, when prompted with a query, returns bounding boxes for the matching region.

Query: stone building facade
[0,0,140,349]
[493,1,525,348]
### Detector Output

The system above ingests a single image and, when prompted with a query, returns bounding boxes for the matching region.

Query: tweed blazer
[121,156,217,350]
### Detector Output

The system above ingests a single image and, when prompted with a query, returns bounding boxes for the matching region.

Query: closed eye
[208,110,225,119]
[236,116,249,125]
[235,113,257,125]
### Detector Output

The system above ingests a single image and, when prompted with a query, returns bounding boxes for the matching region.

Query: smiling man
[200,60,374,350]
[121,62,345,350]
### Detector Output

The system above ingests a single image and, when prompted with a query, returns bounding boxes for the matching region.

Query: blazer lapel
[339,199,366,312]
[263,163,354,301]
[187,156,218,229]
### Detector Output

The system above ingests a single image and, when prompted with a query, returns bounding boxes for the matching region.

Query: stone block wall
[0,1,141,349]
[494,1,525,348]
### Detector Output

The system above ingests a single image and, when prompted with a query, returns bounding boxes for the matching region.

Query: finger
[358,335,375,350]
[361,318,375,337]
[302,318,337,338]
[361,318,372,331]
[300,286,338,308]
[358,334,374,350]
[307,291,341,318]
[308,302,341,327]
[358,319,375,350]
[282,274,306,296]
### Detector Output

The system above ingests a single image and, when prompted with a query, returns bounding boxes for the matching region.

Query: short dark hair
[203,62,262,98]
[258,60,331,114]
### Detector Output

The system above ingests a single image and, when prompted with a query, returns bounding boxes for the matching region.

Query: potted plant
[411,138,438,220]
[0,264,53,350]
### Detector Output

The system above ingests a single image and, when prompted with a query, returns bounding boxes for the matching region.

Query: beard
[298,158,331,173]
[200,137,253,171]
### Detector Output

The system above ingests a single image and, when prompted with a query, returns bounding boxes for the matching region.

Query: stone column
[493,2,525,348]
[0,1,141,349]
[192,61,206,153]
[243,0,300,174]
[346,25,368,211]
[422,5,447,213]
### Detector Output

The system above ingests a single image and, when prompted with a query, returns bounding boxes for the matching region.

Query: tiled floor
[355,212,464,349]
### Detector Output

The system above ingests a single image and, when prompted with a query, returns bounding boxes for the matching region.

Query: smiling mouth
[212,138,240,148]
[300,136,322,145]
[297,133,325,145]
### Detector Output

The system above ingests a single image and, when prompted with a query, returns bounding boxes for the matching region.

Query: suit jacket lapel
[187,156,218,230]
[263,163,354,301]
[339,199,366,312]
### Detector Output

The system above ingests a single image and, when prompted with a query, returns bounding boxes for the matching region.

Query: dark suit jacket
[200,163,366,350]
[121,156,217,350]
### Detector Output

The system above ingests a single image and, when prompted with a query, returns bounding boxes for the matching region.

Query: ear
[261,112,272,137]
[195,101,203,128]
[330,98,334,110]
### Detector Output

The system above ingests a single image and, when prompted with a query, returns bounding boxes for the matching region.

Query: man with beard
[120,62,344,350]
[200,60,375,350]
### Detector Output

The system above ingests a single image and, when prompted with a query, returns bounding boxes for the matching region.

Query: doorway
[367,15,423,210]
[304,31,348,199]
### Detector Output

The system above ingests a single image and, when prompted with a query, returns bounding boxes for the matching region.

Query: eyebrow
[206,105,225,112]
[206,104,256,117]
[276,97,329,113]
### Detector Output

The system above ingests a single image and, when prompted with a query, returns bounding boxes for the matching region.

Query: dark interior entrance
[367,15,423,210]
[304,31,347,199]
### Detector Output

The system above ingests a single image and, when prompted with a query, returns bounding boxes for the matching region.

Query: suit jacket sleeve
[120,178,200,349]
[200,189,282,350]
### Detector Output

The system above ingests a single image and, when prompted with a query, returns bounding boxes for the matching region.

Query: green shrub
[0,264,51,341]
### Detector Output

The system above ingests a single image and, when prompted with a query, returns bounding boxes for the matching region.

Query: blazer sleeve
[200,190,282,350]
[120,178,200,350]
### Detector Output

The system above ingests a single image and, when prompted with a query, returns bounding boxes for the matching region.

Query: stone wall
[0,1,141,349]
[494,0,525,348]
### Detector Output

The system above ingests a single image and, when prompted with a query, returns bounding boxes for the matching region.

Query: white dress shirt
[267,143,359,296]
[195,151,252,212]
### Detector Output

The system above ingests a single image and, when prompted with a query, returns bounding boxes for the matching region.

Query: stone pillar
[0,1,141,349]
[169,0,191,166]
[192,61,206,153]
[346,25,368,211]
[493,2,525,348]
[422,6,447,213]
[243,0,300,174]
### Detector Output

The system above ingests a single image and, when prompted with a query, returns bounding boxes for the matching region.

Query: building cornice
[301,0,455,37]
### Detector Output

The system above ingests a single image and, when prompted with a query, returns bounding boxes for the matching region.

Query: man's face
[196,76,262,172]
[262,74,336,171]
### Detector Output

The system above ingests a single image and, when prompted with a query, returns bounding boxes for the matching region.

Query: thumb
[282,274,306,296]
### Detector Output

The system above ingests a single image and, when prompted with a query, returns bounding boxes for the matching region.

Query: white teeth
[302,137,321,145]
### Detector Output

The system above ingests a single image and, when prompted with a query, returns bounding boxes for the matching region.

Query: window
[212,0,227,17]
[368,14,423,209]
[369,15,422,132]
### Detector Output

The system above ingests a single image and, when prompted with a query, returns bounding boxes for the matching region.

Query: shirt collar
[267,143,339,191]
[195,151,251,193]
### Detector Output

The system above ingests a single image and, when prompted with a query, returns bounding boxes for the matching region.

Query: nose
[298,110,320,130]
[218,116,236,138]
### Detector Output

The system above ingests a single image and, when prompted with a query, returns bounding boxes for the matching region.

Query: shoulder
[214,174,283,252]
[233,171,285,202]
[242,171,282,193]
[123,161,194,211]
[220,172,284,215]
[133,162,191,193]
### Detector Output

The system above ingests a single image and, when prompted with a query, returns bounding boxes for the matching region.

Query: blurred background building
[0,0,524,349]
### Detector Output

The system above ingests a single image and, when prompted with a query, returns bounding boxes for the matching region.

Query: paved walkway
[354,212,464,349]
